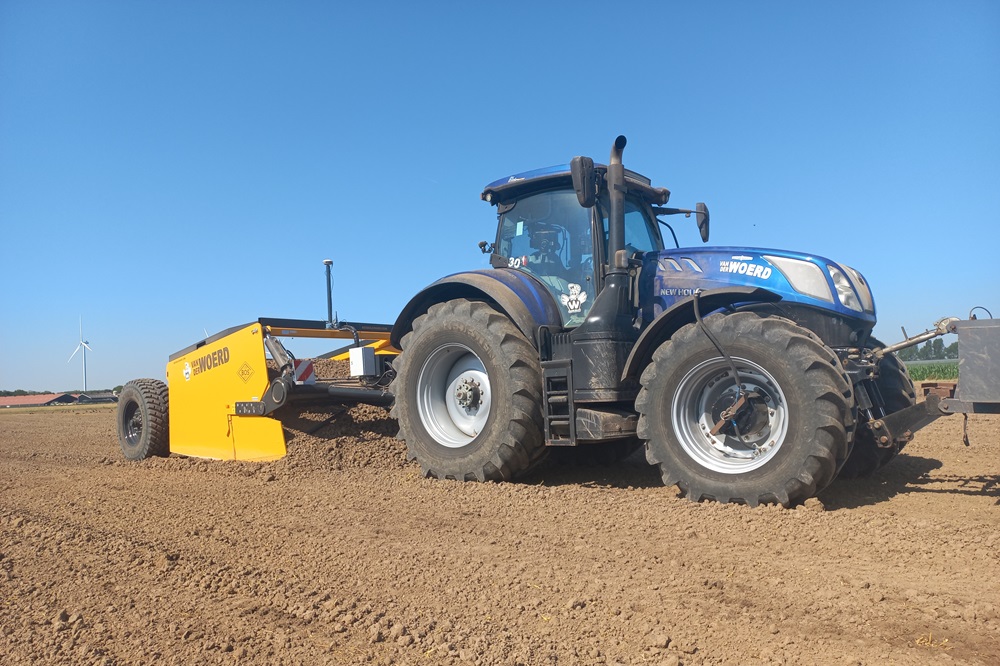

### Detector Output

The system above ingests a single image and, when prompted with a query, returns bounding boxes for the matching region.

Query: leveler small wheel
[117,379,170,460]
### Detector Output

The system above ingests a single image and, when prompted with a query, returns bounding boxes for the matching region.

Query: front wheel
[390,299,547,481]
[636,313,855,507]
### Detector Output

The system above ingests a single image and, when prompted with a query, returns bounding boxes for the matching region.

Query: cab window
[497,189,595,327]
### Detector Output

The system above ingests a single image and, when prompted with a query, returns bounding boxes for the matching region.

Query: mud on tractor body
[118,136,1000,507]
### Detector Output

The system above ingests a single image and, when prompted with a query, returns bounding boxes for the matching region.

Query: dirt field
[2,394,999,665]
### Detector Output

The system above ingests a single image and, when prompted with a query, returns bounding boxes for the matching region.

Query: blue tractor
[116,135,997,503]
[388,135,938,506]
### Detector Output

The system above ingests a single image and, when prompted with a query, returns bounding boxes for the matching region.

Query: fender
[391,269,563,349]
[621,286,782,382]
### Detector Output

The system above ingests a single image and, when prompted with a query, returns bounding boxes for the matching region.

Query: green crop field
[905,361,959,381]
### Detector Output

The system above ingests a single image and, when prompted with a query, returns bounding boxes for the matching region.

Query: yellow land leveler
[116,263,398,461]
[116,318,397,462]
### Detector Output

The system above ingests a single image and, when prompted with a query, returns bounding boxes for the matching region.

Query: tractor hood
[639,246,877,324]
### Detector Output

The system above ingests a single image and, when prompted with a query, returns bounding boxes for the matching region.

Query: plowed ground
[2,382,999,665]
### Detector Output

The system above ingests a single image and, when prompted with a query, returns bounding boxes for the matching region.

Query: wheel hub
[454,378,482,410]
[124,403,143,446]
[709,390,770,439]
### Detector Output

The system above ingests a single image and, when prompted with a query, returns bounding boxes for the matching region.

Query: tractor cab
[482,165,667,327]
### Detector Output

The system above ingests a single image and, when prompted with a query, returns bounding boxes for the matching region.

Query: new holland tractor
[117,136,999,507]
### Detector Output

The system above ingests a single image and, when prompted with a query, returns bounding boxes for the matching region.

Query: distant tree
[897,339,958,363]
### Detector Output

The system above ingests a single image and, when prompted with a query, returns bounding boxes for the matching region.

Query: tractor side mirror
[570,155,597,208]
[696,203,710,243]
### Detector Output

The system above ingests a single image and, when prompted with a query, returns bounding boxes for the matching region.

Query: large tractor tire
[390,299,547,481]
[636,312,855,507]
[117,379,170,460]
[837,345,917,479]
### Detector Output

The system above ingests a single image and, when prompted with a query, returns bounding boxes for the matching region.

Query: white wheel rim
[416,343,491,448]
[671,356,788,474]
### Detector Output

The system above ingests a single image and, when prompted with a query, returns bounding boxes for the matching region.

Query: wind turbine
[67,317,93,392]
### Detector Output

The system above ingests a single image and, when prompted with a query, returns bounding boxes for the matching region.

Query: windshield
[498,189,596,326]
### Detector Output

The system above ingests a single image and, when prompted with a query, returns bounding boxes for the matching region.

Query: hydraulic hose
[693,290,746,438]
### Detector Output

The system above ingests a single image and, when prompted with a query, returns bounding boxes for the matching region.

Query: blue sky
[1,1,998,392]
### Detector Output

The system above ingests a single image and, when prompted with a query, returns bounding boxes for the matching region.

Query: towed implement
[118,136,1000,506]
[117,317,396,462]
[118,259,398,462]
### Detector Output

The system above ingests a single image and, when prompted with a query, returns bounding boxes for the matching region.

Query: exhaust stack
[607,135,627,272]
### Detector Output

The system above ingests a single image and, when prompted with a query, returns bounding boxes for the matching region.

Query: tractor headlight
[763,255,833,303]
[827,265,863,312]
[842,265,875,314]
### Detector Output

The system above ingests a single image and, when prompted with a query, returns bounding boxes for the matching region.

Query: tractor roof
[481,164,669,207]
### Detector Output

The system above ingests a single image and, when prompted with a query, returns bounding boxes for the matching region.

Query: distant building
[77,391,118,404]
[0,394,77,408]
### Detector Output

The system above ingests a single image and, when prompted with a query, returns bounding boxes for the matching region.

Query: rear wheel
[117,379,170,460]
[390,299,547,481]
[636,312,854,507]
[838,345,916,478]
